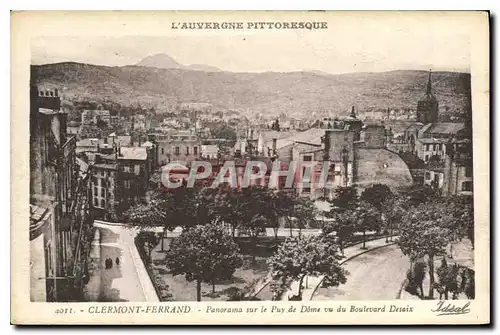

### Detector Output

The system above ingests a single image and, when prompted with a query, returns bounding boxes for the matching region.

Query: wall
[354,147,413,192]
[30,233,47,302]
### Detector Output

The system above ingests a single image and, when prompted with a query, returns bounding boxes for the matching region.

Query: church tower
[416,70,439,124]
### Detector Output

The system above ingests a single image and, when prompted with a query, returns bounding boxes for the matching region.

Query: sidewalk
[281,236,395,301]
[83,221,159,302]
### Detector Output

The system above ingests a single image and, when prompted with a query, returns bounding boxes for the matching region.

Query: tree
[267,235,347,299]
[330,186,359,211]
[398,201,451,299]
[381,195,407,243]
[237,186,273,242]
[463,268,475,299]
[135,231,160,263]
[165,223,243,301]
[352,201,381,249]
[435,258,462,300]
[413,261,427,299]
[404,261,426,299]
[290,197,319,237]
[211,124,237,141]
[444,195,474,256]
[360,184,393,213]
[273,190,297,238]
[124,193,171,251]
[322,210,356,257]
[403,184,439,207]
[271,119,280,131]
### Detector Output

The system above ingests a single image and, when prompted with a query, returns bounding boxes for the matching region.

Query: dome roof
[355,148,413,191]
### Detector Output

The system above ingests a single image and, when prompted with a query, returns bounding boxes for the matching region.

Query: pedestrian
[109,258,113,269]
[115,257,120,266]
[104,258,109,269]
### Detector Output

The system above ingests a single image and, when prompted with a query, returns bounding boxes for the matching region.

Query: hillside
[32,62,471,118]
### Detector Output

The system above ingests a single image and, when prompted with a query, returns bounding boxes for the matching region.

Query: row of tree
[125,184,320,248]
[320,183,474,301]
[125,184,320,301]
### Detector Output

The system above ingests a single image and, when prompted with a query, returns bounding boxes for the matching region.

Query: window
[425,144,430,151]
[194,146,198,156]
[134,164,140,175]
[303,155,312,162]
[100,199,105,208]
[175,146,180,155]
[465,167,472,178]
[161,147,164,154]
[124,180,131,189]
[124,166,130,173]
[186,147,190,155]
[303,187,311,194]
[94,186,98,196]
[93,197,98,206]
[461,181,472,192]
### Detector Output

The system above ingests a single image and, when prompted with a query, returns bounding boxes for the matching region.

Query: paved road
[312,245,409,300]
[84,223,157,302]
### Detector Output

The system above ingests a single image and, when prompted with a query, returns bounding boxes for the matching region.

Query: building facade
[149,130,201,166]
[30,79,91,302]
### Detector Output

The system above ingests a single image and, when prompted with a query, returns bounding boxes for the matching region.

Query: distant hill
[136,53,221,72]
[31,62,471,119]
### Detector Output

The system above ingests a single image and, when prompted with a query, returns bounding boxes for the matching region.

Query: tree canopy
[165,223,243,301]
[268,236,347,296]
[267,235,347,299]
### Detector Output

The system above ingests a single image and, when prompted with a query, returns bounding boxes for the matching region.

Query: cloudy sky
[31,14,471,74]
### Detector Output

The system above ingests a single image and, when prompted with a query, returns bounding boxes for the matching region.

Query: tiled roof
[118,147,148,160]
[426,123,465,135]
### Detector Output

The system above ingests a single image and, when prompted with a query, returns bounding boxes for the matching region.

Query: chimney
[272,138,277,155]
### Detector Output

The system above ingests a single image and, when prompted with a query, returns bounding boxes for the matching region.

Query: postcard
[11,10,490,325]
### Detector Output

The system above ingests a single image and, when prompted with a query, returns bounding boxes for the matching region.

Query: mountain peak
[136,53,220,72]
[136,53,183,69]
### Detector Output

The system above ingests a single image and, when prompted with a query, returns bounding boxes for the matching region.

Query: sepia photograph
[12,10,489,324]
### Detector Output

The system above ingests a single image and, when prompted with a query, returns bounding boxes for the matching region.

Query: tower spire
[426,69,432,95]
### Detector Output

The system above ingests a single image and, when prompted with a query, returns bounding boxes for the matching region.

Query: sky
[31,17,471,74]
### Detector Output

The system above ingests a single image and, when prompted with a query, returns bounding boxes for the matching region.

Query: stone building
[148,130,201,166]
[89,145,154,220]
[442,139,473,196]
[30,78,90,301]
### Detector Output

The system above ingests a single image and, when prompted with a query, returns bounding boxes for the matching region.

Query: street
[83,222,158,302]
[312,245,409,300]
